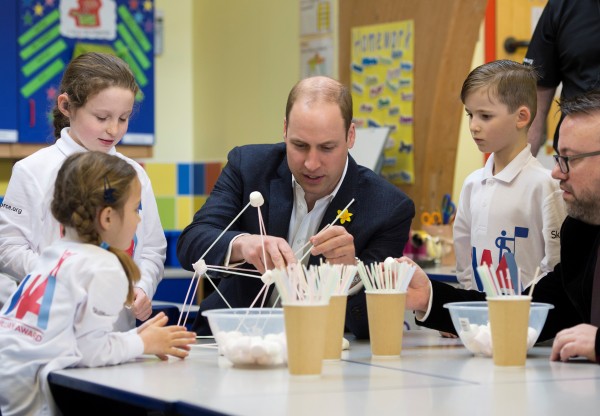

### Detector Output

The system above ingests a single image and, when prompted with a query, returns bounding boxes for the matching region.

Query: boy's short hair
[460,60,538,126]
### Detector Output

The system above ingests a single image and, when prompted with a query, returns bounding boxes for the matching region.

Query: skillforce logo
[471,226,529,291]
[0,251,74,342]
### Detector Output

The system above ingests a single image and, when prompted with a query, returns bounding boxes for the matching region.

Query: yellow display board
[351,20,414,185]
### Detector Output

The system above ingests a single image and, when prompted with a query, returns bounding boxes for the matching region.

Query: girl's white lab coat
[0,239,144,416]
[0,128,166,329]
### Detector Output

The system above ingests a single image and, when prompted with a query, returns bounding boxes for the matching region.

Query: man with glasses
[402,90,600,363]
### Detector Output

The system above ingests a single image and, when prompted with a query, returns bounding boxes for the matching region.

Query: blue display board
[0,1,19,143]
[16,0,154,145]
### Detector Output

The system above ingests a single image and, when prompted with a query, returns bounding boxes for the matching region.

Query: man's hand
[550,324,598,362]
[132,287,152,321]
[310,225,355,265]
[396,256,431,313]
[232,235,296,273]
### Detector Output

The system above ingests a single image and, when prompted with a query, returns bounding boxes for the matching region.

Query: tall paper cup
[283,303,329,375]
[323,295,348,360]
[366,291,406,357]
[487,295,531,367]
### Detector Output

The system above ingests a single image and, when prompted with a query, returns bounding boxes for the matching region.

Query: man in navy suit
[177,76,415,337]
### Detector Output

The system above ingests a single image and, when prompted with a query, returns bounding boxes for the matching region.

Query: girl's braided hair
[51,151,140,305]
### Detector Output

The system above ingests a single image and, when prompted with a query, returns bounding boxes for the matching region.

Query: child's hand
[138,313,196,360]
[132,287,152,321]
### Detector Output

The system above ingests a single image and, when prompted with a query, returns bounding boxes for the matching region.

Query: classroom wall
[145,0,301,230]
[452,23,485,204]
[152,0,195,164]
[151,0,300,164]
[191,1,300,160]
[0,1,483,232]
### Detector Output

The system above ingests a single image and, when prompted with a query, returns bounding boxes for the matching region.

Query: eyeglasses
[553,150,600,174]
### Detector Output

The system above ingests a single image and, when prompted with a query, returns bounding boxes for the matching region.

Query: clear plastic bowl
[443,301,554,356]
[202,308,286,366]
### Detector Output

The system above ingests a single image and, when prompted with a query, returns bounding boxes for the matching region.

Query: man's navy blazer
[177,143,415,337]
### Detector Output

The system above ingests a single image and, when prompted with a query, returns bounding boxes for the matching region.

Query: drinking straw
[179,192,267,325]
[356,259,416,291]
[297,198,355,262]
[528,267,540,297]
[477,265,497,297]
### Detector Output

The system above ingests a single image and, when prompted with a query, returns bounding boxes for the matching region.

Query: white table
[422,264,459,285]
[48,331,600,415]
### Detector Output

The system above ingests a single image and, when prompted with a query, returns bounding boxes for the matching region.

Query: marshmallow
[527,327,539,349]
[192,258,208,275]
[384,257,396,267]
[459,323,539,357]
[342,337,350,350]
[216,330,287,366]
[249,191,264,207]
[261,270,273,285]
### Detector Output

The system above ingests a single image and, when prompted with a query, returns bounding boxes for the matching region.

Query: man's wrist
[415,280,434,321]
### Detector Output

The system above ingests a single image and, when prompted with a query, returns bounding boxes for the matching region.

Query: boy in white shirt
[454,60,566,290]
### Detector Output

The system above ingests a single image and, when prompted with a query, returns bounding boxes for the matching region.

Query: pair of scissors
[421,211,442,225]
[441,194,456,224]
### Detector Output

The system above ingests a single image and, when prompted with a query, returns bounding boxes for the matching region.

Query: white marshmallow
[342,337,350,350]
[527,327,539,349]
[384,257,396,267]
[256,354,272,365]
[459,323,539,357]
[250,339,267,358]
[261,270,273,285]
[216,330,287,366]
[264,340,281,357]
[249,191,264,207]
[192,258,208,275]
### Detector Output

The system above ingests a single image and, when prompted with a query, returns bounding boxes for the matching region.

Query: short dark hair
[559,90,600,116]
[461,60,538,126]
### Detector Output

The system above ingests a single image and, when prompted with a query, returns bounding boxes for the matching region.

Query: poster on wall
[300,0,332,36]
[300,37,333,78]
[299,0,334,78]
[17,0,154,145]
[351,20,414,185]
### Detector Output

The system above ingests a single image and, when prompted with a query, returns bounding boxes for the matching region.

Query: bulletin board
[350,20,414,185]
[16,0,154,145]
[339,0,487,226]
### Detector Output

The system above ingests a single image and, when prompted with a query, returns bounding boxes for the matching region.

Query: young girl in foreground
[0,152,196,416]
[0,52,166,329]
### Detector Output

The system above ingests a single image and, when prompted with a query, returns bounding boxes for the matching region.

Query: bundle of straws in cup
[356,258,416,358]
[449,262,554,367]
[269,262,357,375]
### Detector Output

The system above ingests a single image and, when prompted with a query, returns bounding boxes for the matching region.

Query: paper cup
[366,291,406,357]
[323,295,348,360]
[283,303,329,376]
[487,295,531,367]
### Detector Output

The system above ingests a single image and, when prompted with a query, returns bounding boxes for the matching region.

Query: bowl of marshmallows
[444,301,553,356]
[203,308,287,366]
